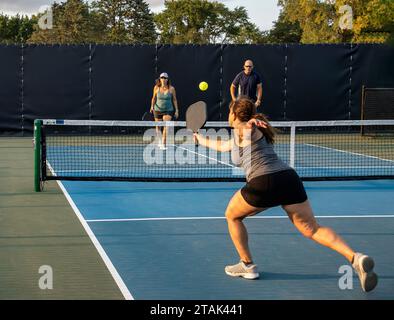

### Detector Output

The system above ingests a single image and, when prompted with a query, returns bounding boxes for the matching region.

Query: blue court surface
[57,179,394,300]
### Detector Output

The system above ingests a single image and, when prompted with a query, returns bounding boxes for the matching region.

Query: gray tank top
[231,131,291,182]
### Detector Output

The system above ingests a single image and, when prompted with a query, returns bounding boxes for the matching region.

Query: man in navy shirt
[230,60,263,108]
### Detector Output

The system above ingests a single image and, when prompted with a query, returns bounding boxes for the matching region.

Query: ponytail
[230,97,276,144]
[252,113,276,144]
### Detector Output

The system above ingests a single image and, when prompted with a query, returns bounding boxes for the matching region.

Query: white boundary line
[172,144,236,168]
[305,143,394,164]
[86,215,394,223]
[56,180,134,300]
[47,161,133,300]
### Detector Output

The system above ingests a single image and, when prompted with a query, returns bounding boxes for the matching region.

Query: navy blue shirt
[232,71,262,101]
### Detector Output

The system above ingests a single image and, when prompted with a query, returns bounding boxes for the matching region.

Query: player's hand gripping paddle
[142,111,154,121]
[186,101,207,145]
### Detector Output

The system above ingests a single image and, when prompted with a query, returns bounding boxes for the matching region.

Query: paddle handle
[193,131,203,146]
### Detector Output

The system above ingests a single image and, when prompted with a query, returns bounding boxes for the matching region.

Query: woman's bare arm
[194,133,232,152]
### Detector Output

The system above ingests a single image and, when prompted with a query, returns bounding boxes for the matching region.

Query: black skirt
[241,169,308,208]
[154,110,174,119]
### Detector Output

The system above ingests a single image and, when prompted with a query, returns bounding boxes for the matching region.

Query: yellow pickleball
[199,81,208,91]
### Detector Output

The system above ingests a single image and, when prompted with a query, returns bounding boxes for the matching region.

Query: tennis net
[34,119,394,190]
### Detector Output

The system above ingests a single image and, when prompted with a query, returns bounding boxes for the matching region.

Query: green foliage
[28,0,98,44]
[4,0,263,45]
[264,10,302,44]
[9,0,392,45]
[28,0,156,44]
[92,0,157,44]
[279,0,394,44]
[154,0,263,44]
[339,0,394,43]
[0,14,36,44]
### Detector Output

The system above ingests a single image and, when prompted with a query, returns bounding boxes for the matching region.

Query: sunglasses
[160,77,168,79]
[244,65,253,68]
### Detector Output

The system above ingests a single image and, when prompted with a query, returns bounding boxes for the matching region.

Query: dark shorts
[241,169,308,208]
[154,110,174,120]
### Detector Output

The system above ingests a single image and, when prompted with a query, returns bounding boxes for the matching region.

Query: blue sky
[0,0,281,31]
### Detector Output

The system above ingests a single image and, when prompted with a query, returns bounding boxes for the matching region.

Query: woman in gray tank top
[193,98,377,292]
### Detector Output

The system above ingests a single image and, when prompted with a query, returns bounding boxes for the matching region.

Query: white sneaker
[225,261,259,280]
[352,253,378,292]
[158,143,167,150]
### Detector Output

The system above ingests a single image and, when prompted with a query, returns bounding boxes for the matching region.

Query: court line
[86,215,394,223]
[47,162,134,300]
[305,143,394,164]
[172,144,236,168]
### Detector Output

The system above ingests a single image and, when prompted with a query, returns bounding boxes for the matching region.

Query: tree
[28,0,101,44]
[0,14,36,44]
[265,10,302,44]
[338,0,394,43]
[278,0,394,44]
[92,0,157,44]
[128,0,157,44]
[278,0,341,43]
[154,0,263,44]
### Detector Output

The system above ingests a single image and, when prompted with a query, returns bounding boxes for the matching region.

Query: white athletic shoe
[225,261,259,280]
[158,143,167,150]
[352,253,378,292]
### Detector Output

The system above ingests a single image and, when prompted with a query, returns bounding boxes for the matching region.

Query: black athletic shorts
[241,169,308,208]
[154,110,174,120]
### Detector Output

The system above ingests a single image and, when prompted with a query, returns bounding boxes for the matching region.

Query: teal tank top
[155,89,174,112]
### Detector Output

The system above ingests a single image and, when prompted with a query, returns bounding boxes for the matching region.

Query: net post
[289,123,296,168]
[34,119,42,192]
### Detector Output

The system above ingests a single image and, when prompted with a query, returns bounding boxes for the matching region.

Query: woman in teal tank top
[149,72,179,149]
